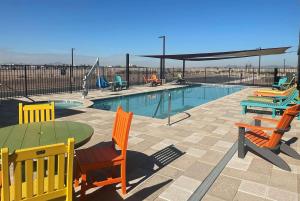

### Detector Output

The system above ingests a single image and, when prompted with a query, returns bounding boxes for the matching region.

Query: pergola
[141,46,290,79]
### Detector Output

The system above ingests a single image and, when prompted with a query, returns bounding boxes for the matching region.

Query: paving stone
[159,185,191,201]
[169,154,197,171]
[186,147,207,158]
[156,165,183,179]
[207,175,241,201]
[247,158,273,176]
[233,191,266,201]
[238,180,268,198]
[202,194,226,201]
[267,186,298,201]
[129,174,173,201]
[269,169,298,193]
[199,150,224,166]
[183,161,214,181]
[183,134,203,144]
[172,175,202,193]
[129,136,145,145]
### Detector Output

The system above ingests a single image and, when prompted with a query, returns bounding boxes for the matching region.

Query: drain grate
[188,141,238,201]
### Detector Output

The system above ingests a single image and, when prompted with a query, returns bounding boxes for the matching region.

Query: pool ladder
[152,91,172,126]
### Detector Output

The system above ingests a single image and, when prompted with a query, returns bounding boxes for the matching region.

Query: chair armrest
[235,123,276,131]
[252,116,279,124]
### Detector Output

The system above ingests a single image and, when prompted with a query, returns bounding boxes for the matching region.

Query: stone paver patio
[1,84,299,201]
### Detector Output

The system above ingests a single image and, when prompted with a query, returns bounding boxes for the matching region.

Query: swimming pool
[37,100,83,109]
[92,85,242,119]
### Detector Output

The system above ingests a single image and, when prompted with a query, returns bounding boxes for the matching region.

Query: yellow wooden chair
[19,102,55,124]
[1,138,74,201]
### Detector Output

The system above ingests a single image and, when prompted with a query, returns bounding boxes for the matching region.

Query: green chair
[241,88,299,118]
[113,75,127,90]
[272,77,288,89]
[279,76,295,90]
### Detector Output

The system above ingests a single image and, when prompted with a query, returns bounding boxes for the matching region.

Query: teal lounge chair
[241,89,299,118]
[114,75,127,90]
[279,76,295,90]
[272,77,287,89]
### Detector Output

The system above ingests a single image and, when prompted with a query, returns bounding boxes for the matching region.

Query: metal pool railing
[152,90,172,126]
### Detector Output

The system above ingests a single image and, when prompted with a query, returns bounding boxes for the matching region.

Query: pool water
[92,85,242,119]
[51,100,83,109]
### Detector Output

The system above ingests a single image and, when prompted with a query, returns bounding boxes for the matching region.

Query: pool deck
[1,84,300,201]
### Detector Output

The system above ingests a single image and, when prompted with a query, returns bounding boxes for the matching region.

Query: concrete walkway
[1,84,299,201]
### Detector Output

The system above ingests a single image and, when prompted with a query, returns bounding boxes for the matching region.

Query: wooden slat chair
[75,106,133,198]
[1,138,74,201]
[149,74,162,86]
[19,102,55,124]
[236,104,300,171]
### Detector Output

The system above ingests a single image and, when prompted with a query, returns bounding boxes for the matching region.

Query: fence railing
[0,64,297,100]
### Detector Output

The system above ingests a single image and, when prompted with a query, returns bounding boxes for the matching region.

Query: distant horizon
[0,47,297,68]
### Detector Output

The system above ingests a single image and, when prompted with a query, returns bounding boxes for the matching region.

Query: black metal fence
[0,64,297,100]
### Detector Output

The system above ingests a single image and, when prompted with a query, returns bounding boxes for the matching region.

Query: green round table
[0,121,94,154]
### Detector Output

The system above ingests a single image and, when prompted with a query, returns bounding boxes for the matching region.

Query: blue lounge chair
[272,77,288,89]
[241,88,299,118]
[96,76,110,89]
[114,75,127,90]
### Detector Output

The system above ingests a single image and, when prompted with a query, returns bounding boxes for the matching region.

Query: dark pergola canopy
[141,46,290,61]
[139,46,291,80]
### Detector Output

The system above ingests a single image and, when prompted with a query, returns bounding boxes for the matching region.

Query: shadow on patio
[74,143,185,200]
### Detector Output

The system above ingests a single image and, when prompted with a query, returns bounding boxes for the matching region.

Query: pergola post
[297,31,300,97]
[258,47,261,75]
[160,58,163,80]
[182,60,186,78]
[126,53,130,89]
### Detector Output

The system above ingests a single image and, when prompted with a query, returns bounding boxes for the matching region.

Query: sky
[0,0,299,67]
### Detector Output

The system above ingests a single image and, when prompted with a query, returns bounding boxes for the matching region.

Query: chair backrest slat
[14,161,22,200]
[48,155,55,192]
[278,77,288,85]
[281,89,297,105]
[58,153,66,189]
[266,104,300,148]
[25,159,34,198]
[112,106,133,157]
[40,109,45,122]
[1,138,74,201]
[35,109,40,122]
[37,157,45,195]
[19,102,55,124]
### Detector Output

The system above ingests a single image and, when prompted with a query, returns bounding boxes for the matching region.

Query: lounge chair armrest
[252,116,279,124]
[275,127,291,134]
[235,123,275,131]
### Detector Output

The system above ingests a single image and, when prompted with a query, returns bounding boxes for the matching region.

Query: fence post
[168,92,171,126]
[69,65,72,93]
[274,68,278,83]
[204,67,207,83]
[126,53,129,88]
[24,65,28,97]
[252,67,255,86]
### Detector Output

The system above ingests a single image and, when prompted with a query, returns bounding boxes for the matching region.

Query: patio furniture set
[0,102,133,201]
[0,75,299,200]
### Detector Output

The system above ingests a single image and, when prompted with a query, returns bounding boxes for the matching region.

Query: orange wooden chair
[149,74,162,86]
[75,106,133,197]
[236,104,300,171]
